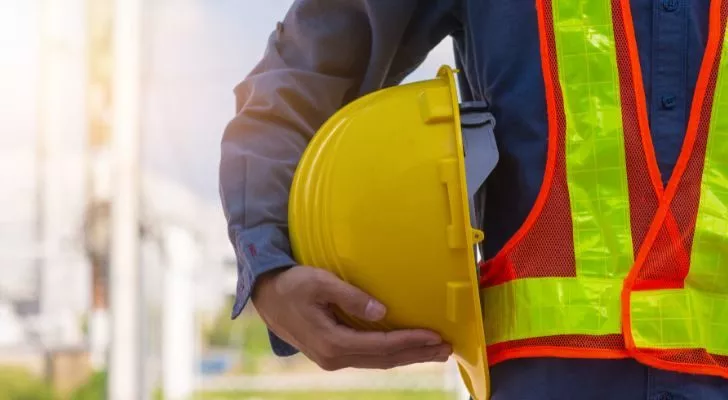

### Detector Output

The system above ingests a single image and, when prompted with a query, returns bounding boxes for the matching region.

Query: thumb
[319,273,387,322]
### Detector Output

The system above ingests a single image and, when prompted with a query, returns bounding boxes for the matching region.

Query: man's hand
[252,265,452,371]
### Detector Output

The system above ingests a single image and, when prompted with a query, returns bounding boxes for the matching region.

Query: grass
[238,312,273,373]
[203,297,272,374]
[0,367,55,400]
[198,390,453,400]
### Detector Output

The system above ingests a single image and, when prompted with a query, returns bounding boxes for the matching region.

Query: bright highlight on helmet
[289,66,498,400]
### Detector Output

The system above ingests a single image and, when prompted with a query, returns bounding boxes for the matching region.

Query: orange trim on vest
[621,0,728,378]
[486,334,631,367]
[631,349,728,379]
[631,352,728,380]
[487,347,629,367]
[481,0,577,288]
[621,0,725,354]
[663,213,691,289]
[619,0,664,197]
[619,0,694,271]
[483,0,728,377]
[483,0,560,262]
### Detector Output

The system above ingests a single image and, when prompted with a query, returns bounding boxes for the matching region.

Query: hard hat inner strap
[460,101,499,227]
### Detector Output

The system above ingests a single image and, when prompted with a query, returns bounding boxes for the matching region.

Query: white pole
[86,0,115,371]
[89,308,110,369]
[37,0,74,320]
[162,226,197,400]
[108,0,143,397]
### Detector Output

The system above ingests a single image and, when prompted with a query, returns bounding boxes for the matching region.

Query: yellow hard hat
[289,66,497,400]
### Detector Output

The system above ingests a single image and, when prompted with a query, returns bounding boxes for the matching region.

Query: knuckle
[311,269,330,285]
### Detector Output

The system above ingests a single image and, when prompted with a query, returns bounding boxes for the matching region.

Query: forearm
[219,0,460,355]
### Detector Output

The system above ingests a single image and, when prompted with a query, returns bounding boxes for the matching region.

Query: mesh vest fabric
[480,0,728,378]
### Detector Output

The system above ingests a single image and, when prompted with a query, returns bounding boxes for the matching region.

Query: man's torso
[456,1,728,398]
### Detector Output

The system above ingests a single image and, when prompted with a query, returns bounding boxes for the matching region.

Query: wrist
[252,266,293,304]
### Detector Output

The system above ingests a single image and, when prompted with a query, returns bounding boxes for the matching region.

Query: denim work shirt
[219,0,728,398]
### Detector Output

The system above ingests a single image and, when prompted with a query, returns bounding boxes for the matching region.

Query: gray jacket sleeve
[219,0,460,356]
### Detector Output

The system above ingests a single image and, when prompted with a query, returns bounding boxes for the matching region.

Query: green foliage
[68,371,106,400]
[79,314,89,336]
[202,296,271,373]
[204,296,242,348]
[238,314,271,373]
[0,367,55,400]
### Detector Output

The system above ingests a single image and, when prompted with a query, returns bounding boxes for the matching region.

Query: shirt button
[662,0,679,12]
[661,95,677,110]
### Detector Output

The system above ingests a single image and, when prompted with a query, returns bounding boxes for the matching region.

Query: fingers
[348,343,453,369]
[316,343,453,371]
[257,267,452,373]
[330,325,443,355]
[316,271,386,321]
[308,324,447,371]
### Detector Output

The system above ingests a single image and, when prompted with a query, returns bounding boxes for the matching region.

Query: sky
[141,0,455,202]
[1,0,455,203]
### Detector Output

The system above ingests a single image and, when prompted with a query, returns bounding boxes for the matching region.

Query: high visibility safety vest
[479,0,728,377]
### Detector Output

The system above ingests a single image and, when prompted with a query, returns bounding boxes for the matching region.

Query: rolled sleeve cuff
[229,224,299,356]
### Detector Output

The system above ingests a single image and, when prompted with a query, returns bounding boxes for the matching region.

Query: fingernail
[364,299,386,321]
[426,337,442,346]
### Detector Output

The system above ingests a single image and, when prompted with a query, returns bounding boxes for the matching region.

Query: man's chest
[456,0,711,182]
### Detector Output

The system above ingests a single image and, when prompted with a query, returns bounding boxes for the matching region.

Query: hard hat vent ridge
[289,66,490,399]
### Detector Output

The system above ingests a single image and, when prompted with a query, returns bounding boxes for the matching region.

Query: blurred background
[0,0,465,399]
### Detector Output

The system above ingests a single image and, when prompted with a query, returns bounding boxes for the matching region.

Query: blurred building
[0,0,244,353]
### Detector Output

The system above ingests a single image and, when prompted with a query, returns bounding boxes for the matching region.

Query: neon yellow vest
[480,0,728,377]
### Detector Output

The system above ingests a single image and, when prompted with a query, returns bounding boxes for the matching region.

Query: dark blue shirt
[466,0,709,260]
[219,0,728,398]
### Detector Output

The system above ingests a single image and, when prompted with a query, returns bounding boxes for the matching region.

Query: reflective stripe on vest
[629,0,728,359]
[481,0,728,376]
[482,0,632,346]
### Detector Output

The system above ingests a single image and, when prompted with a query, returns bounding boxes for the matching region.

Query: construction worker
[219,1,728,399]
